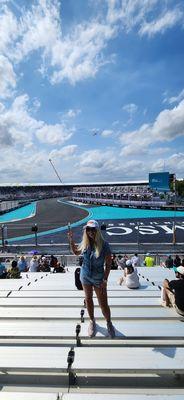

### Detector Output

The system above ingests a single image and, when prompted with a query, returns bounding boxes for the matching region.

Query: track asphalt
[2,198,89,240]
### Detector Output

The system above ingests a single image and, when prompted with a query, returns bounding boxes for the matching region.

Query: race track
[1,199,184,253]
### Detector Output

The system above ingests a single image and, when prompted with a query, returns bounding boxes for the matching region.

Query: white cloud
[0,55,17,98]
[11,0,61,63]
[36,124,74,145]
[139,8,183,37]
[101,129,113,137]
[50,20,116,85]
[163,88,184,105]
[0,5,19,54]
[0,94,41,148]
[152,153,184,175]
[66,109,81,118]
[120,100,184,156]
[122,103,138,126]
[49,145,78,160]
[0,93,74,149]
[0,0,183,88]
[106,0,184,37]
[122,103,138,114]
[153,100,184,140]
[80,149,110,168]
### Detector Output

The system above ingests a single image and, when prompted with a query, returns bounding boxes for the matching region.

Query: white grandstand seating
[0,395,184,400]
[0,267,183,397]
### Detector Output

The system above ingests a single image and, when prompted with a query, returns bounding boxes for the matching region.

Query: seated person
[18,255,28,272]
[38,256,50,272]
[173,255,181,268]
[117,254,128,269]
[7,260,21,279]
[50,255,58,269]
[110,253,118,270]
[162,266,184,316]
[144,253,154,267]
[131,253,141,267]
[118,260,140,289]
[53,262,65,273]
[165,255,173,269]
[29,255,39,272]
[0,260,7,279]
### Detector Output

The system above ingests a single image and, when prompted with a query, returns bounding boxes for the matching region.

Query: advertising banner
[149,172,170,192]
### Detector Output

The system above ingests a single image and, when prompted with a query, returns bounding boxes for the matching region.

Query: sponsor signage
[149,172,170,192]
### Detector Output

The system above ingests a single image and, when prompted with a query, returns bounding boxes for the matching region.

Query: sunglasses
[86,227,97,232]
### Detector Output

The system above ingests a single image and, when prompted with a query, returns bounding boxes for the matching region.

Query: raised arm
[67,230,81,256]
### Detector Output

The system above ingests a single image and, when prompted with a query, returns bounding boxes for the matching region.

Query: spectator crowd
[0,254,66,279]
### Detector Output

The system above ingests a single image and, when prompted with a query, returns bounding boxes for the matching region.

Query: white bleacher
[0,297,161,307]
[0,395,58,400]
[63,396,184,400]
[0,306,178,319]
[0,346,183,375]
[0,395,184,400]
[0,267,183,397]
[8,288,161,297]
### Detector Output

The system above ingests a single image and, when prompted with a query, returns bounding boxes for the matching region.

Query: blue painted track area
[89,205,184,220]
[0,202,36,223]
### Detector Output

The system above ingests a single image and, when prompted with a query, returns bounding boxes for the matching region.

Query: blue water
[0,202,36,223]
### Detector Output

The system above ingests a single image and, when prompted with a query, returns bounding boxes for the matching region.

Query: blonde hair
[79,228,104,258]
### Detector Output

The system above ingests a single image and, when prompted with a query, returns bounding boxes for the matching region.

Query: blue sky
[0,0,184,184]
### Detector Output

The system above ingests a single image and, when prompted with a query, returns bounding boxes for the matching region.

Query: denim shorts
[80,270,103,287]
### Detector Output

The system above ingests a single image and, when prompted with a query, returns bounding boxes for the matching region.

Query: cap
[176,266,184,275]
[146,252,150,256]
[126,260,132,267]
[85,220,99,229]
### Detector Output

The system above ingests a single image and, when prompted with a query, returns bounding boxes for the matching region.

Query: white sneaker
[88,320,96,337]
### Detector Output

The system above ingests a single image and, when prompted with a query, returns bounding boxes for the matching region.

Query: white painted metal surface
[0,306,177,319]
[9,290,161,298]
[73,347,184,373]
[0,394,58,400]
[0,291,9,297]
[0,266,183,393]
[0,346,183,374]
[63,395,184,400]
[0,320,183,338]
[0,297,161,307]
[0,346,69,371]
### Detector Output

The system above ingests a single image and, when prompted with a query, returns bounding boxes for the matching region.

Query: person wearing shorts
[68,219,115,338]
[162,266,184,316]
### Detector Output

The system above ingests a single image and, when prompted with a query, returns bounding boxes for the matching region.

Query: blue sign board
[149,172,170,192]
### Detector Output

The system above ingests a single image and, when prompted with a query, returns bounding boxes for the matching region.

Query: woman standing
[68,220,115,338]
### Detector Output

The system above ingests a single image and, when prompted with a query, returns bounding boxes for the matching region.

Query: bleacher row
[0,267,183,399]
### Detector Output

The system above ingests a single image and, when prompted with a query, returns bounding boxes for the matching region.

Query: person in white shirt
[29,255,39,272]
[131,253,141,267]
[118,260,140,289]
